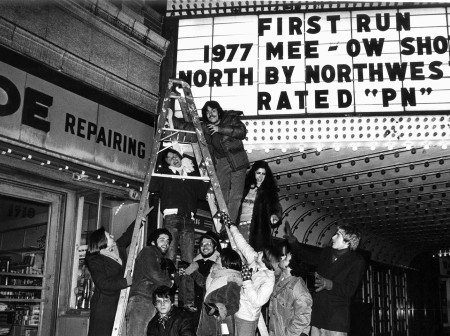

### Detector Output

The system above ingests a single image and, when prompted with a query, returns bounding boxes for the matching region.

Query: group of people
[84,100,366,336]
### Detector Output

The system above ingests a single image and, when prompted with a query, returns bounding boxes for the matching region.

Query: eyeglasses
[201,242,213,247]
[155,298,171,306]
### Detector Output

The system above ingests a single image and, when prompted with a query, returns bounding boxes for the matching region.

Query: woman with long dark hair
[238,160,282,251]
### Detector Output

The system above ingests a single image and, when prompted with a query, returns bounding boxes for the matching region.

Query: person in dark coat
[170,101,250,224]
[284,222,366,336]
[238,160,282,251]
[147,285,195,336]
[180,231,222,326]
[126,228,174,336]
[150,147,209,312]
[85,214,147,336]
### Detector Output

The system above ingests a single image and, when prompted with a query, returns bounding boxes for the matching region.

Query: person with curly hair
[170,101,249,224]
[238,160,282,251]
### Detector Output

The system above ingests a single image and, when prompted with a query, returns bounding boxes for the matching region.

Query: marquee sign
[176,7,450,117]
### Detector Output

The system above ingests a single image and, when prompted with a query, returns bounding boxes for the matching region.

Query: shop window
[70,192,139,311]
[0,194,48,335]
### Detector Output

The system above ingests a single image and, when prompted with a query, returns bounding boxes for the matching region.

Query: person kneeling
[147,285,195,336]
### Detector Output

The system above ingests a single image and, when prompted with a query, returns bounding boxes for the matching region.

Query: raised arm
[229,225,257,265]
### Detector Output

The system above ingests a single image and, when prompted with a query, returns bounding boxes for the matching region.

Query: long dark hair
[201,100,224,121]
[87,227,108,255]
[161,148,182,169]
[245,160,277,194]
[220,248,242,272]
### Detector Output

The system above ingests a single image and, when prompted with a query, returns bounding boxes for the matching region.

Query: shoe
[184,304,198,313]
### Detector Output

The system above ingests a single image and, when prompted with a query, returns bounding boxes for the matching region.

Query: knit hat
[199,231,221,252]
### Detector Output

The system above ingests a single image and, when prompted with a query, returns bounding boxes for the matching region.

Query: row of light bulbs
[246,142,449,154]
[433,250,450,258]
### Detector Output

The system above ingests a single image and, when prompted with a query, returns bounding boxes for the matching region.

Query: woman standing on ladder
[238,160,282,251]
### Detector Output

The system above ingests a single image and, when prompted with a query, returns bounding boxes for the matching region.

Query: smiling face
[200,238,215,257]
[206,107,220,125]
[165,152,182,168]
[255,168,266,186]
[154,234,171,255]
[332,229,350,250]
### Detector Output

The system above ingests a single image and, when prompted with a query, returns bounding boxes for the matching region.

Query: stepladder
[111,78,236,336]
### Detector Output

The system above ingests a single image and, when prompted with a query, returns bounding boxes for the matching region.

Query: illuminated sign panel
[176,7,450,116]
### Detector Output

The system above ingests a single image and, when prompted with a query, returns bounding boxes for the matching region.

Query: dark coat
[290,242,366,332]
[85,222,135,336]
[239,185,282,251]
[129,245,173,300]
[147,306,196,336]
[150,159,209,215]
[173,110,249,172]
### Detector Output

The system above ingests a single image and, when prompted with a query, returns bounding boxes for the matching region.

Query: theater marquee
[176,7,450,117]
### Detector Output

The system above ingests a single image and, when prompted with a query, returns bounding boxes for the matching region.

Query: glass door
[0,181,61,336]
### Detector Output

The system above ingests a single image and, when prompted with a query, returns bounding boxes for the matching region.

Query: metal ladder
[111,78,234,336]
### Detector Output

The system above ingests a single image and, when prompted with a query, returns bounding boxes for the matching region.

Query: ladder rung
[162,127,197,134]
[152,173,210,181]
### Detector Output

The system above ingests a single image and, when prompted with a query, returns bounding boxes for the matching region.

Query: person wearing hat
[179,231,222,326]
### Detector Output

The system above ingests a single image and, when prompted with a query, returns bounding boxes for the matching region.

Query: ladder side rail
[177,82,239,250]
[111,83,173,336]
[180,84,229,216]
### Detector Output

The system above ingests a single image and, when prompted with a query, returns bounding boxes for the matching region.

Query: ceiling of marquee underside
[247,144,450,267]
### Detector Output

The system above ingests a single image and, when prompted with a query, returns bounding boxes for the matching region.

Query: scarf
[158,307,174,329]
[331,247,349,262]
[100,244,122,265]
[169,166,186,175]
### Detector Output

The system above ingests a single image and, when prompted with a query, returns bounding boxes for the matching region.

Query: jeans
[235,315,258,336]
[215,157,247,223]
[311,326,347,336]
[125,295,155,336]
[164,214,195,306]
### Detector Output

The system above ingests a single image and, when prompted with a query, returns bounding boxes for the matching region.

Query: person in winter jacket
[180,231,222,326]
[197,248,243,336]
[227,224,281,336]
[147,285,195,336]
[269,243,312,336]
[170,100,249,224]
[284,222,365,336]
[126,228,174,336]
[85,206,151,336]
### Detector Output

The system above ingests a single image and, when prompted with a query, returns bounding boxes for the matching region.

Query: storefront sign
[177,7,450,116]
[0,61,152,178]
